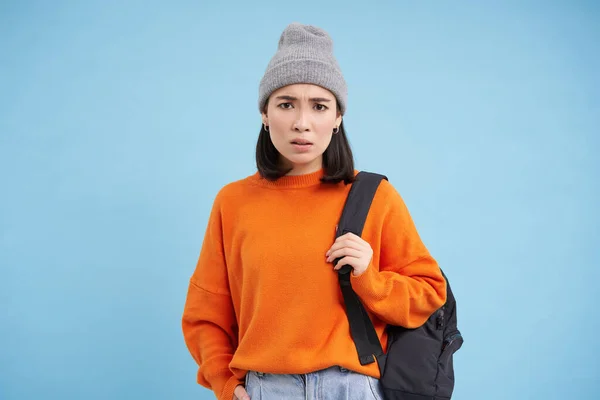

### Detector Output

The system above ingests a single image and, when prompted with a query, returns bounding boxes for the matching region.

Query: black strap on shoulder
[335,171,388,373]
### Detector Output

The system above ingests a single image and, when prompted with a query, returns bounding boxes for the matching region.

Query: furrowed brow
[274,95,332,102]
[275,95,297,101]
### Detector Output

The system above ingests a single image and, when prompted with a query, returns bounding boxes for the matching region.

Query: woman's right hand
[233,384,250,400]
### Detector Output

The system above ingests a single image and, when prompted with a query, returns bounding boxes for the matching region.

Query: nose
[292,109,310,132]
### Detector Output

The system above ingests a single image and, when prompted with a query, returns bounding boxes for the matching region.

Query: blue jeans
[244,366,385,400]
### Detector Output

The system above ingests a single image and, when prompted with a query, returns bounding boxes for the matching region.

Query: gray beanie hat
[258,22,348,115]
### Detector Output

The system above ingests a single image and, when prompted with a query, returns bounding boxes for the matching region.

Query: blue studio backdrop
[1,1,598,399]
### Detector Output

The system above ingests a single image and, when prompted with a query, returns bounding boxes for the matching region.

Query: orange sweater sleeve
[350,180,447,329]
[181,193,242,400]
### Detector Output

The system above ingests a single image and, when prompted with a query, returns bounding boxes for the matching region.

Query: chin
[285,154,319,165]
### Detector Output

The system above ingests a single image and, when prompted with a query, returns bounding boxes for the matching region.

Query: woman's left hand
[326,232,373,277]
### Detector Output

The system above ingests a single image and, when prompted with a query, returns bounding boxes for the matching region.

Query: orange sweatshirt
[181,169,447,400]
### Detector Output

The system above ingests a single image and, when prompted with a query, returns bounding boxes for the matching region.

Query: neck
[281,158,323,176]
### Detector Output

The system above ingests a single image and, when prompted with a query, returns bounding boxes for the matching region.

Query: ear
[261,109,268,127]
[335,111,342,129]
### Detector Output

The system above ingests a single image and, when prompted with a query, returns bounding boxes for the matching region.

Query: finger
[234,385,250,400]
[337,232,364,244]
[327,243,366,260]
[336,234,370,250]
[235,391,250,400]
[328,247,362,262]
[333,256,360,270]
[327,239,364,255]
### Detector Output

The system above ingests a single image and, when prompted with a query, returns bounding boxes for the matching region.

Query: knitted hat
[258,22,348,115]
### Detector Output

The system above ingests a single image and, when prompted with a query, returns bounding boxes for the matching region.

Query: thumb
[233,384,250,400]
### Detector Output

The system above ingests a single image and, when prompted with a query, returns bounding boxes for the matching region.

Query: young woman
[182,22,447,400]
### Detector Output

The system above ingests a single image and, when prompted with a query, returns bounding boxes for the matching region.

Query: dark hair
[255,119,355,184]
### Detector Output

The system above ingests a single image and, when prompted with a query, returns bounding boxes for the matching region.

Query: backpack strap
[335,171,388,373]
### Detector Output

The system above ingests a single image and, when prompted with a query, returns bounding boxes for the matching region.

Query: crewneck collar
[250,168,327,189]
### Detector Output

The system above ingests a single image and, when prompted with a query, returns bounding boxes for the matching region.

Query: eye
[278,103,293,109]
[314,104,329,111]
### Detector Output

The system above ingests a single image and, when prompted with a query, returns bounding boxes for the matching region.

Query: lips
[290,139,313,145]
[290,139,313,153]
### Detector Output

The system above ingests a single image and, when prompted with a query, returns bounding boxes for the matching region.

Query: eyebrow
[274,95,332,102]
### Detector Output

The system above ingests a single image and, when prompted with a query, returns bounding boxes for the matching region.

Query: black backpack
[335,171,464,400]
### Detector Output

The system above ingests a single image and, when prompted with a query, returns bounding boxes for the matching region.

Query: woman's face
[262,84,342,176]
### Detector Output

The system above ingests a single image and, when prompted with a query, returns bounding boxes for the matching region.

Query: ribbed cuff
[350,262,384,302]
[219,375,244,400]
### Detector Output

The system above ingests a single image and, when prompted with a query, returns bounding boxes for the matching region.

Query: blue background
[1,1,598,399]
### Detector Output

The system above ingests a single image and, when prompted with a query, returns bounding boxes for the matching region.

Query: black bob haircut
[255,105,356,185]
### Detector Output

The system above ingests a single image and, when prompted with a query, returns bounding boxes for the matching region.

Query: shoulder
[378,176,402,199]
[356,170,403,200]
[356,170,409,213]
[210,171,261,208]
